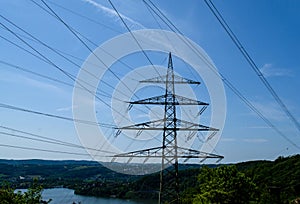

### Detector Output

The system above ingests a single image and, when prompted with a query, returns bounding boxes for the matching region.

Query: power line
[0,57,162,135]
[107,0,163,79]
[0,20,86,98]
[0,59,121,100]
[104,0,190,152]
[27,0,155,86]
[30,0,163,120]
[0,8,163,154]
[0,143,90,156]
[0,131,75,149]
[142,1,207,140]
[222,79,300,149]
[142,0,300,150]
[0,29,138,103]
[0,102,115,128]
[30,2,179,124]
[0,34,52,67]
[0,12,151,137]
[39,0,135,97]
[0,59,73,87]
[46,0,122,34]
[143,0,183,37]
[35,0,164,146]
[0,28,132,109]
[0,125,116,154]
[0,14,130,100]
[0,14,99,102]
[204,0,300,134]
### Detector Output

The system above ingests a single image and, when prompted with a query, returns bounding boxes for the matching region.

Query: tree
[190,165,257,204]
[0,182,51,204]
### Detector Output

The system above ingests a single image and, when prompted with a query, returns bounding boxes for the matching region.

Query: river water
[19,188,157,204]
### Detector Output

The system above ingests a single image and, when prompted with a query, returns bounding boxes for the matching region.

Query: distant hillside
[1,155,299,202]
[0,159,99,165]
[0,159,138,190]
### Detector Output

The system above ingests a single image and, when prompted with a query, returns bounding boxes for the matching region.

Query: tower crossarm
[176,119,219,131]
[129,94,209,106]
[110,146,163,159]
[176,147,224,159]
[140,74,200,85]
[118,118,218,131]
[109,146,223,161]
[118,119,165,130]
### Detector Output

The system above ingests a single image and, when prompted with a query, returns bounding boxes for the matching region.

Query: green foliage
[0,182,51,204]
[187,165,257,204]
[238,154,300,203]
[181,155,300,203]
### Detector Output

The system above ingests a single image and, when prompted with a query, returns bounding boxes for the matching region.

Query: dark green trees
[0,183,51,204]
[183,165,257,204]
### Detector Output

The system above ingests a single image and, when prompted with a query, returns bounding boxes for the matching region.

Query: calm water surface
[20,188,157,204]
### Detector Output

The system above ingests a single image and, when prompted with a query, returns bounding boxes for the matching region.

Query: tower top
[168,52,173,70]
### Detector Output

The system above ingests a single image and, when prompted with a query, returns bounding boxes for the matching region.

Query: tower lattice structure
[112,53,223,203]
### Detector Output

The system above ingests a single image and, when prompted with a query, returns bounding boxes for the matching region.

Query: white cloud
[83,0,145,30]
[252,101,286,121]
[56,105,77,112]
[23,77,62,92]
[260,63,293,77]
[243,138,268,143]
[0,71,63,93]
[246,126,270,129]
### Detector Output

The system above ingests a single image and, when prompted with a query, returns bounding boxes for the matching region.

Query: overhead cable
[204,0,300,133]
[0,102,115,128]
[143,0,300,149]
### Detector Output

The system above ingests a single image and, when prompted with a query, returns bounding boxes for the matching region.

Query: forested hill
[114,155,300,202]
[1,155,300,202]
[237,155,300,199]
[0,159,136,187]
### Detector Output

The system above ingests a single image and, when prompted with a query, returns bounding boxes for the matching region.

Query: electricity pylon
[112,53,223,203]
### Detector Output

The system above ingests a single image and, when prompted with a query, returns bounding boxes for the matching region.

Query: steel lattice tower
[112,53,223,203]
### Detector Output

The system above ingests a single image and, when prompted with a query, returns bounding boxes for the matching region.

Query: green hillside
[1,155,300,203]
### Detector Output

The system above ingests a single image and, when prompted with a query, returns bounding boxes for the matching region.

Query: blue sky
[0,0,299,164]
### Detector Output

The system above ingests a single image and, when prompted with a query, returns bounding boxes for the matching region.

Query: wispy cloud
[56,105,77,112]
[220,137,268,143]
[243,138,268,143]
[83,0,145,30]
[260,63,293,77]
[0,71,62,93]
[252,101,286,121]
[24,77,62,92]
[246,126,270,129]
